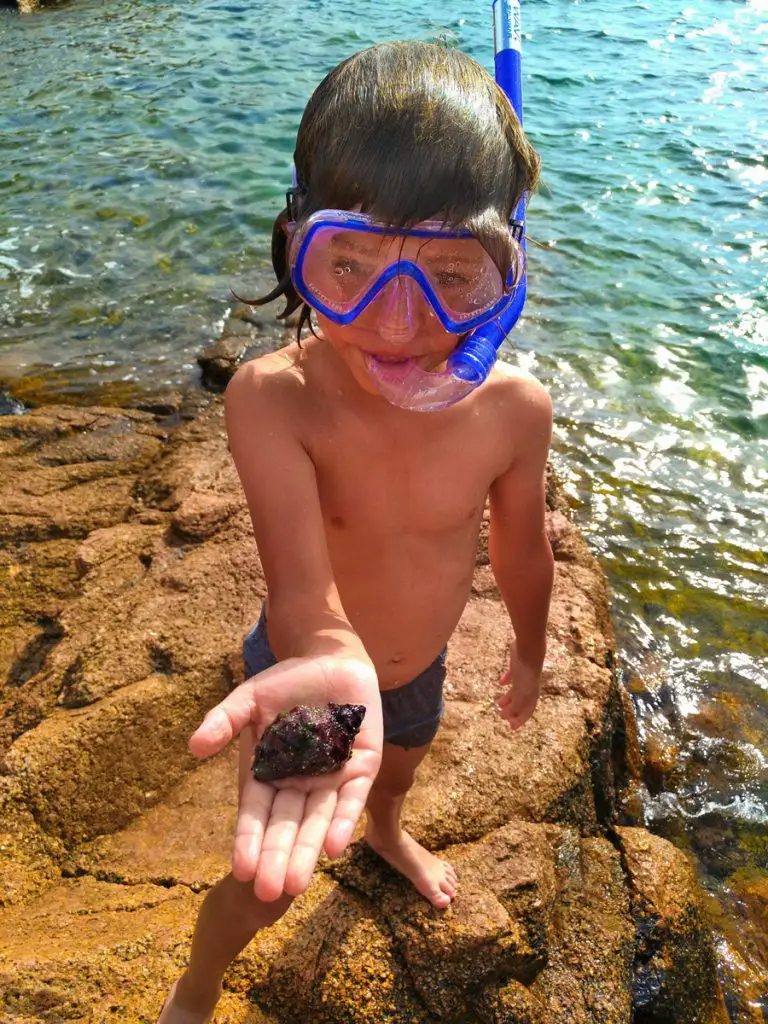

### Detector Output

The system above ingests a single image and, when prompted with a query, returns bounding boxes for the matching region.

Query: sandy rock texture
[0,401,730,1023]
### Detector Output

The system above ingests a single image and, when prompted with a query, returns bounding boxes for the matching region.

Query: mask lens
[298,225,388,315]
[417,237,504,323]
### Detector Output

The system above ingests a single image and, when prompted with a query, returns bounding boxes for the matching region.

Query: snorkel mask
[288,0,528,412]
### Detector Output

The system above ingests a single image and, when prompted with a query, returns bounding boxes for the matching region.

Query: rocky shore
[0,377,740,1023]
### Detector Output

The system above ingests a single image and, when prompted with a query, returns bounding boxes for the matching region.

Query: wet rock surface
[197,304,288,388]
[0,399,733,1022]
[615,827,732,1024]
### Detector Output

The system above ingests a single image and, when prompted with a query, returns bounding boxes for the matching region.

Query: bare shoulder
[482,360,553,430]
[225,345,307,420]
[227,344,303,396]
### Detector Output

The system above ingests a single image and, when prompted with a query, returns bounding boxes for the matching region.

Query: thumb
[188,678,266,758]
[188,656,327,758]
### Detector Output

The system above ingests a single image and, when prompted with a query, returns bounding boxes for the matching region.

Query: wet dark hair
[235,40,540,341]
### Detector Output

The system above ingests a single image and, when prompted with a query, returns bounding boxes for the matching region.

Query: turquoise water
[2,0,767,1002]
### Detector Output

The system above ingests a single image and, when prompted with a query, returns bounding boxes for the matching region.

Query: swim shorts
[241,604,446,750]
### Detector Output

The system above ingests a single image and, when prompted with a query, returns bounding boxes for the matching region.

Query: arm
[488,379,555,729]
[224,358,369,664]
[189,357,382,899]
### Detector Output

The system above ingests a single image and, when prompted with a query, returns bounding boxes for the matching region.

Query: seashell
[251,703,366,782]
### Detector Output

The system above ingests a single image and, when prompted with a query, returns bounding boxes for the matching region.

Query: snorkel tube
[365,0,528,411]
[448,0,527,385]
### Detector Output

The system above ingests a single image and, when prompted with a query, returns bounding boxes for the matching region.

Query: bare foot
[364,825,458,908]
[156,977,221,1024]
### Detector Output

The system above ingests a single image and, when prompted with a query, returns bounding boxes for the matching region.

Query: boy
[159,40,552,1023]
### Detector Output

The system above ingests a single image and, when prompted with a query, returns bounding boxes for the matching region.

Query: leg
[157,726,294,1023]
[364,739,458,909]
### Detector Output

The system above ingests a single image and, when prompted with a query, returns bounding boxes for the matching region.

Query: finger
[499,703,517,723]
[255,788,307,902]
[324,775,372,858]
[188,694,258,759]
[284,788,338,896]
[232,779,275,882]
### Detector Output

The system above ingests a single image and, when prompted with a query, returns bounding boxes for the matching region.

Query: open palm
[188,654,382,901]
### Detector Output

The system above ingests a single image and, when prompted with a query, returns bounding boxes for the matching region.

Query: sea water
[1,0,767,1002]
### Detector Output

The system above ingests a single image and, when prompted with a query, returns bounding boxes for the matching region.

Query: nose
[371,275,423,345]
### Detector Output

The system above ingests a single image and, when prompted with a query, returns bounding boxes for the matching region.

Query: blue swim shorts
[241,604,446,750]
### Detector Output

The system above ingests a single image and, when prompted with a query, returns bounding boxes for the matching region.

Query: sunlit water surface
[2,0,767,1007]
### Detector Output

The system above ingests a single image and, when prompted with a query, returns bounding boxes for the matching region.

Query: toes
[440,877,456,899]
[431,887,452,908]
[444,862,458,882]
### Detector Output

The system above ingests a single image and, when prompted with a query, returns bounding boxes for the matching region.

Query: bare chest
[305,412,503,538]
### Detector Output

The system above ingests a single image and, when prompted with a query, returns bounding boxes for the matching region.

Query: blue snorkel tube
[448,0,527,384]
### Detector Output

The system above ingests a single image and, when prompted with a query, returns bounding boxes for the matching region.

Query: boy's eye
[433,268,472,289]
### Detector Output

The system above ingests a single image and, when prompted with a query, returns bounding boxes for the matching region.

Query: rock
[0,406,164,544]
[285,821,635,1023]
[474,978,548,1024]
[705,866,768,1022]
[0,399,732,1022]
[0,874,208,1021]
[132,390,185,418]
[724,869,768,975]
[69,745,239,889]
[197,335,249,387]
[0,775,65,908]
[615,827,731,1023]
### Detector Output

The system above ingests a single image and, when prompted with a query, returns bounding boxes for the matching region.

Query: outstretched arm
[488,380,555,730]
[190,356,383,900]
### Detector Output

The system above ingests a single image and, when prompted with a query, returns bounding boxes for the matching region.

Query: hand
[497,656,542,731]
[188,654,383,901]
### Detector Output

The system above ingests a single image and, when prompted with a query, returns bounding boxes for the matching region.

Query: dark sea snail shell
[251,703,366,782]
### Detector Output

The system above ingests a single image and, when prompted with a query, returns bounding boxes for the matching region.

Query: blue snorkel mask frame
[287,209,523,335]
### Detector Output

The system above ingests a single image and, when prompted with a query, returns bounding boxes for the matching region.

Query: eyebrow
[328,235,486,266]
[328,235,382,256]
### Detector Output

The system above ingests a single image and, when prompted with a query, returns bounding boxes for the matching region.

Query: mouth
[366,352,413,364]
[364,352,417,381]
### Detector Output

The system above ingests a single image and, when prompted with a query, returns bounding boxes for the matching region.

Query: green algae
[0,374,168,411]
[737,830,768,871]
[95,208,150,227]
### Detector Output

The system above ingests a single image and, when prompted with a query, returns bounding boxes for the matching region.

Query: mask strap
[286,187,305,221]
